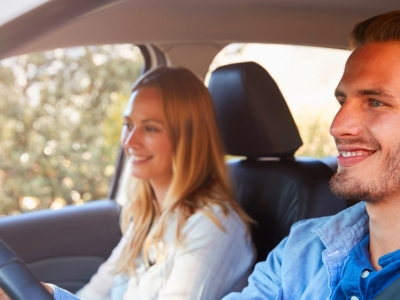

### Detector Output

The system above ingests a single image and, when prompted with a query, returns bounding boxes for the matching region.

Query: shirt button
[351,296,359,300]
[361,270,370,278]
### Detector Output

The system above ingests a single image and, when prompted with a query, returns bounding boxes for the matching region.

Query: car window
[0,44,143,215]
[207,43,351,158]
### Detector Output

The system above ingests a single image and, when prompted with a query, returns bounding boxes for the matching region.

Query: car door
[0,199,121,293]
[0,1,150,292]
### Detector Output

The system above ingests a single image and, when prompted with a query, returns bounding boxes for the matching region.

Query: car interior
[0,0,398,298]
[209,61,347,262]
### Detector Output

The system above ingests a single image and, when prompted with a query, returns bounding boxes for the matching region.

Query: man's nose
[329,100,363,139]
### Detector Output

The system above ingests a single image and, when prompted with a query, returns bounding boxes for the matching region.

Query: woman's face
[121,87,173,187]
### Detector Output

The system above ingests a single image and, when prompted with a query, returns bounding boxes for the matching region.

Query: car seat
[208,62,347,262]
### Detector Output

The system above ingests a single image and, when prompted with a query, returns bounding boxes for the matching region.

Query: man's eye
[371,99,383,107]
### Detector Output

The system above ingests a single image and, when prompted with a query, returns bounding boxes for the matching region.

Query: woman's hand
[43,283,55,295]
[0,283,54,299]
[0,289,10,300]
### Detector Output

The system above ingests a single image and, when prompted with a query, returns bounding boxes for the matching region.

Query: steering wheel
[0,239,53,300]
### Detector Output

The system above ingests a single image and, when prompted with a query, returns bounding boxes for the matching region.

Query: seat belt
[373,276,400,299]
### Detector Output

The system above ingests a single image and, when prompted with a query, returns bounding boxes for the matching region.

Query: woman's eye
[123,123,133,131]
[371,99,383,107]
[145,126,158,132]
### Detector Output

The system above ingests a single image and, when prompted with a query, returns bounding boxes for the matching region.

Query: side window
[0,45,144,215]
[207,43,351,158]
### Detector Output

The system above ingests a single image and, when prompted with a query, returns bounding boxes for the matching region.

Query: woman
[76,66,255,299]
[0,66,255,300]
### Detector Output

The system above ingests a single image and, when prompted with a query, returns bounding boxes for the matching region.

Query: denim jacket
[224,201,369,300]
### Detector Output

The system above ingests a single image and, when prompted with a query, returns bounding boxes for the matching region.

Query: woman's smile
[129,154,152,164]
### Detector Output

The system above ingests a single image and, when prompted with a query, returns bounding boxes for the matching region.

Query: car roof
[0,0,398,61]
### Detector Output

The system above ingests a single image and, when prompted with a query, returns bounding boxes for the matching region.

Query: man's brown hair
[351,10,400,49]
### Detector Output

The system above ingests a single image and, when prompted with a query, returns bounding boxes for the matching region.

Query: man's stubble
[330,140,400,203]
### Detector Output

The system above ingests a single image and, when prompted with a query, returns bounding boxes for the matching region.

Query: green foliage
[0,45,143,215]
[295,114,337,158]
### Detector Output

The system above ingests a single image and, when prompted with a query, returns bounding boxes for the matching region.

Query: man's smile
[337,147,376,168]
[341,150,368,157]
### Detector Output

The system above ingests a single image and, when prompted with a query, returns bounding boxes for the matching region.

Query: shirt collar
[314,201,369,258]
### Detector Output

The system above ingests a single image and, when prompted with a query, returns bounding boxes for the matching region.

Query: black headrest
[209,62,303,158]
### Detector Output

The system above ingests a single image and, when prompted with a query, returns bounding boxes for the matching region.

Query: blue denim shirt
[332,233,400,299]
[224,201,369,300]
[49,284,80,300]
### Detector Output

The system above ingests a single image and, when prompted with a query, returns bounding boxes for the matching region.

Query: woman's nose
[124,128,142,149]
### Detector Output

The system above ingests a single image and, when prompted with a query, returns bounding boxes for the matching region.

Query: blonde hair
[350,10,400,49]
[115,66,252,274]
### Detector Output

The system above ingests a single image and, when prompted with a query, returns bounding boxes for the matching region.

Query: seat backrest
[208,62,347,262]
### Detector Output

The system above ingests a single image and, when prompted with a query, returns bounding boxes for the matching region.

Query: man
[224,9,400,300]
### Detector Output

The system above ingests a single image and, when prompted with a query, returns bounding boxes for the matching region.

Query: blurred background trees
[0,43,345,216]
[0,45,143,215]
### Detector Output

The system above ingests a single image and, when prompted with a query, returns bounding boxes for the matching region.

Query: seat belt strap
[373,276,400,300]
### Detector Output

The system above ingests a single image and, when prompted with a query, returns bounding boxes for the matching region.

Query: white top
[76,205,255,300]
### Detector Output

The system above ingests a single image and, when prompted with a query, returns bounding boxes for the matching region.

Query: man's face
[330,42,400,203]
